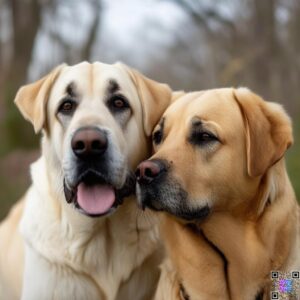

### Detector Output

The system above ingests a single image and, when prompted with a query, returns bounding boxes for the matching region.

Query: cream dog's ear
[14,64,66,133]
[233,88,293,177]
[117,63,172,136]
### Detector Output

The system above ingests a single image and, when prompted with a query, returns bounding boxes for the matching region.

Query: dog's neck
[198,163,296,298]
[162,161,298,300]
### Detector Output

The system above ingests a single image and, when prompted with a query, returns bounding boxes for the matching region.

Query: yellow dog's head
[136,88,293,221]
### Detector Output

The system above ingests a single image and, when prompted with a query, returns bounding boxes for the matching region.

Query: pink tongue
[77,183,115,215]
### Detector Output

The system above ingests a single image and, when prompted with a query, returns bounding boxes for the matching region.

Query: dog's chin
[138,183,210,222]
[172,205,211,222]
[142,197,210,222]
[64,170,135,218]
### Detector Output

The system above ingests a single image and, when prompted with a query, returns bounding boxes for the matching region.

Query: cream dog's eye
[58,100,77,115]
[113,99,126,108]
[108,95,130,112]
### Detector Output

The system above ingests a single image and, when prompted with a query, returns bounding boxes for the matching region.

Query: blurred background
[0,0,299,220]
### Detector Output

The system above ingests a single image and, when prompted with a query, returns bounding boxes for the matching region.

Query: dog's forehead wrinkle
[160,117,165,125]
[191,117,204,129]
[66,81,77,98]
[107,79,120,95]
[181,95,243,134]
[157,117,165,133]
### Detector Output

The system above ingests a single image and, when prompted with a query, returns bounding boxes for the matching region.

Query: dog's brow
[159,117,165,129]
[66,82,77,98]
[191,118,202,128]
[107,79,120,95]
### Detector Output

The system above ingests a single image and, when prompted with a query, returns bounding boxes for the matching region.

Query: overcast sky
[29,0,187,79]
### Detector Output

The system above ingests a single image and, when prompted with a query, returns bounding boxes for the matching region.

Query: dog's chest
[21,191,160,299]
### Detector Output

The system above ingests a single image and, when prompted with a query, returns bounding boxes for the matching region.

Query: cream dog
[0,62,172,300]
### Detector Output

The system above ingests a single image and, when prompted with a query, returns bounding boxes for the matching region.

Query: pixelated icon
[292,271,300,279]
[271,291,279,299]
[279,279,293,293]
[271,271,279,279]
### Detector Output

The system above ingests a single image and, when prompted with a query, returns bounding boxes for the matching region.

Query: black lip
[174,205,211,222]
[76,169,110,187]
[63,169,135,218]
[142,193,211,222]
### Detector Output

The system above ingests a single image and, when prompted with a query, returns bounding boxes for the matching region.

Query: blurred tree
[0,0,43,153]
[0,0,299,220]
[165,0,300,116]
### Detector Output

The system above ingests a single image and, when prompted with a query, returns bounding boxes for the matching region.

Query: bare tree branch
[80,0,102,61]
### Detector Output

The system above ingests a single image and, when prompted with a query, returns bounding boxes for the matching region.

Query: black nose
[71,127,108,159]
[136,160,165,185]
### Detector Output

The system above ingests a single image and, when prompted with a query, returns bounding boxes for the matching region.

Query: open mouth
[64,170,135,217]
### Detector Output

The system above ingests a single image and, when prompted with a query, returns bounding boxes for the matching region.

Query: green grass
[286,119,300,201]
[0,177,28,221]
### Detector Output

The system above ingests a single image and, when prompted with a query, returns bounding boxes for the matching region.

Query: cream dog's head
[136,88,293,221]
[15,62,171,218]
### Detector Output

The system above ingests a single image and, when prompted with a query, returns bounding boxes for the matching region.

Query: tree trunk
[252,0,278,100]
[3,0,42,152]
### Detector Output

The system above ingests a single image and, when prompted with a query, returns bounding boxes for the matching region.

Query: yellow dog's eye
[153,130,163,145]
[197,132,218,144]
[200,133,212,140]
[189,130,218,146]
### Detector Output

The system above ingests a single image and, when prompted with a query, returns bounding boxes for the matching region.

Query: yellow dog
[136,88,300,299]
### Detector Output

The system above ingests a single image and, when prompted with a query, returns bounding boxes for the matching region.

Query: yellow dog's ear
[172,90,185,103]
[117,63,172,136]
[14,64,66,133]
[234,88,293,177]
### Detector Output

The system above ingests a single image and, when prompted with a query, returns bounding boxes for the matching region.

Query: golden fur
[138,88,300,300]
